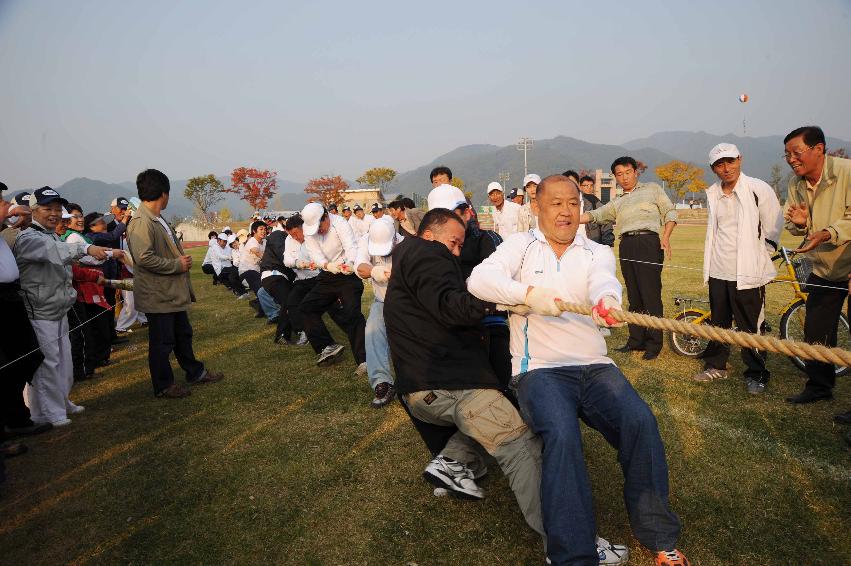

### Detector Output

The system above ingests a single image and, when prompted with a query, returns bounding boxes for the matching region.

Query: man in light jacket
[13,187,109,426]
[126,170,223,399]
[693,143,782,395]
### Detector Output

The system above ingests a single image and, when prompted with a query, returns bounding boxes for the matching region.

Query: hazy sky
[1,0,850,189]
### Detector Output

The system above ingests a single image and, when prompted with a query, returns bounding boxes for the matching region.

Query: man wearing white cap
[355,216,403,408]
[487,181,521,238]
[692,143,782,394]
[299,202,367,369]
[517,173,541,233]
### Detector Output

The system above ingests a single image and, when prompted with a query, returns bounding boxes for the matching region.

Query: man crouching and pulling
[468,175,688,566]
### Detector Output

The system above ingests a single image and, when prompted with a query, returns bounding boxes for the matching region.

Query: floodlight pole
[498,170,510,191]
[516,137,534,177]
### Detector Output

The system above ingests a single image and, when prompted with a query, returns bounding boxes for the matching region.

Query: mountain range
[37,130,851,216]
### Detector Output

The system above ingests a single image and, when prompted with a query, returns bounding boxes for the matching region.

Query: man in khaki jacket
[783,126,851,404]
[126,169,223,398]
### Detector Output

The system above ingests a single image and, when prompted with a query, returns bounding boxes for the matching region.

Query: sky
[1,0,850,189]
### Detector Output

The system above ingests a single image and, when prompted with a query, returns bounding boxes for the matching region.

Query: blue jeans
[256,287,280,321]
[365,301,392,389]
[515,364,680,565]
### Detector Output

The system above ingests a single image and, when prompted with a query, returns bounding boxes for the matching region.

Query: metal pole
[516,137,534,178]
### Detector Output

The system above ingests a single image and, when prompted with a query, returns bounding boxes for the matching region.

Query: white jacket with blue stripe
[467,229,620,375]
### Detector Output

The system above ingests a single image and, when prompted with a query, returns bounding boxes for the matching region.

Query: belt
[620,230,658,239]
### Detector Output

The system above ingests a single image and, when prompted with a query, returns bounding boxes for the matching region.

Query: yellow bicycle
[670,247,850,376]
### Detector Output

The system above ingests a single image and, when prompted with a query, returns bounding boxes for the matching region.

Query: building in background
[341,187,385,209]
[594,169,621,203]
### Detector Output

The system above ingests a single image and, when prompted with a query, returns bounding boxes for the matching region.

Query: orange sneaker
[656,549,690,566]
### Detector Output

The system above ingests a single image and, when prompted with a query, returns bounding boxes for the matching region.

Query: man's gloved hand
[339,262,355,275]
[497,303,532,315]
[371,265,391,283]
[591,296,625,328]
[325,262,342,274]
[524,287,563,316]
[295,260,311,269]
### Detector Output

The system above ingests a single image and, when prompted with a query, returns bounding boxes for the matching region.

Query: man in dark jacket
[384,208,544,544]
[260,218,297,342]
[579,175,614,246]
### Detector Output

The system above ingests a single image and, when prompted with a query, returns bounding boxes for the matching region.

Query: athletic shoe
[237,293,250,300]
[746,379,766,395]
[66,403,85,415]
[692,368,727,382]
[116,328,133,335]
[316,344,345,367]
[156,384,191,399]
[422,455,483,500]
[190,370,224,385]
[354,362,368,377]
[371,383,395,409]
[596,536,629,565]
[656,549,690,566]
[49,418,72,427]
[295,332,308,346]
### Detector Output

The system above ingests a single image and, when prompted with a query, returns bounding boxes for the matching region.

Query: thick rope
[555,299,851,367]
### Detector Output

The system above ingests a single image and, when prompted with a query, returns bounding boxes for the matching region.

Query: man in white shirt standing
[517,173,540,233]
[692,144,782,394]
[487,181,521,238]
[300,202,367,370]
[348,204,369,238]
[468,175,687,566]
[355,216,402,408]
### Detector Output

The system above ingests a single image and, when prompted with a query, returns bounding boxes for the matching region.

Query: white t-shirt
[239,237,265,274]
[709,193,739,282]
[492,200,522,237]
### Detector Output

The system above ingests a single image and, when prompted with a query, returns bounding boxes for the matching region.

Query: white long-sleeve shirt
[283,235,319,280]
[467,230,621,374]
[702,173,783,289]
[210,244,232,275]
[491,200,522,237]
[348,214,371,238]
[304,214,359,268]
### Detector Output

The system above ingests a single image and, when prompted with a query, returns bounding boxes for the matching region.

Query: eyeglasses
[783,146,814,161]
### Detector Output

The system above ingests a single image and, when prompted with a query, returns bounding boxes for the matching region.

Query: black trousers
[68,303,89,379]
[803,274,850,394]
[146,311,205,395]
[262,275,293,339]
[240,270,262,295]
[83,303,112,368]
[104,284,118,340]
[220,266,240,294]
[701,278,768,381]
[0,287,41,433]
[619,233,664,354]
[287,278,317,333]
[300,272,366,363]
[201,263,218,284]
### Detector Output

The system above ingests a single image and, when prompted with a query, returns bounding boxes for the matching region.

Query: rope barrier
[555,299,851,367]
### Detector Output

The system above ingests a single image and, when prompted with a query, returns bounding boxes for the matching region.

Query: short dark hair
[610,156,639,174]
[401,197,416,209]
[207,230,218,240]
[536,174,579,200]
[277,215,287,223]
[0,182,7,193]
[784,126,826,153]
[136,169,170,201]
[429,166,453,182]
[579,175,595,185]
[285,215,304,231]
[250,220,266,235]
[83,212,103,233]
[562,170,579,183]
[66,202,83,215]
[387,199,405,211]
[417,207,464,237]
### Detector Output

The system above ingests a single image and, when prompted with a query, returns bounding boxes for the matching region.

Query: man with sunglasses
[783,126,851,404]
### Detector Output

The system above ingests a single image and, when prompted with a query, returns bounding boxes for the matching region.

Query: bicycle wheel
[670,310,710,357]
[779,299,850,377]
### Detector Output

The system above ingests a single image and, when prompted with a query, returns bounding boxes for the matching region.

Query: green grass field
[1,225,849,565]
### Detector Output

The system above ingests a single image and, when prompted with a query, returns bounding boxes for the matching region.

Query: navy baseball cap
[32,186,68,207]
[110,197,130,209]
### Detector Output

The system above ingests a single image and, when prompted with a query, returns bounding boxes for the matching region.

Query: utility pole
[516,137,534,177]
[497,170,510,191]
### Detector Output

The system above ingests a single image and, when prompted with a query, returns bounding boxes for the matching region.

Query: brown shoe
[190,370,224,385]
[156,384,192,398]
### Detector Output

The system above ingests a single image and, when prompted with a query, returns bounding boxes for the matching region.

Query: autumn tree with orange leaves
[304,175,349,206]
[227,167,277,211]
[655,160,707,198]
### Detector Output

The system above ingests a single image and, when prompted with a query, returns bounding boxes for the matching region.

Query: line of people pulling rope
[1,124,849,565]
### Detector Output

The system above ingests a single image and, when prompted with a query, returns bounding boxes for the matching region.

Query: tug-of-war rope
[556,299,851,367]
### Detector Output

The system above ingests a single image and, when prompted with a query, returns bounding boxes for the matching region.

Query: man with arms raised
[469,175,687,566]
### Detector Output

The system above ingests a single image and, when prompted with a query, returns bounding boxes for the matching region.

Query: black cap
[12,192,30,206]
[111,196,129,209]
[32,186,68,207]
[370,203,384,213]
[507,188,519,199]
[342,205,351,212]
[0,182,7,193]
[353,204,363,211]
[328,203,338,212]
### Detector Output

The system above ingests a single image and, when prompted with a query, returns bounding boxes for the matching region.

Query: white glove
[524,287,563,317]
[325,262,342,274]
[371,265,391,283]
[339,262,355,275]
[296,260,310,269]
[497,304,531,315]
[591,296,625,328]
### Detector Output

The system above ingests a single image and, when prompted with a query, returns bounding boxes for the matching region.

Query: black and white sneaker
[596,536,629,565]
[423,455,483,500]
[295,332,308,346]
[371,383,395,408]
[316,343,345,367]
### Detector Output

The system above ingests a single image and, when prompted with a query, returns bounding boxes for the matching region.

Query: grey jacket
[13,222,89,320]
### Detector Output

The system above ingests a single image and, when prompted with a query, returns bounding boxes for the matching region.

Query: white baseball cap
[427,184,468,211]
[367,216,397,256]
[227,234,237,245]
[61,207,72,219]
[708,143,741,166]
[487,181,504,194]
[222,225,232,232]
[301,202,326,236]
[523,174,541,187]
[216,232,227,241]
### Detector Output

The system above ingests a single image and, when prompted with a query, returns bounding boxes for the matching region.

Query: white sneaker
[316,343,345,367]
[236,293,250,300]
[51,418,72,427]
[295,332,308,346]
[423,455,483,500]
[66,403,85,415]
[596,536,629,565]
[354,362,367,377]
